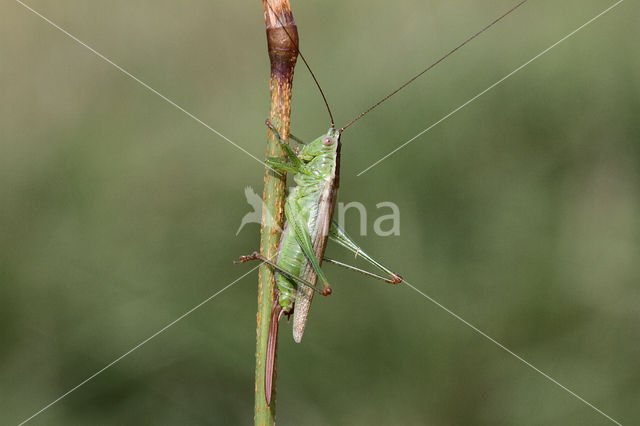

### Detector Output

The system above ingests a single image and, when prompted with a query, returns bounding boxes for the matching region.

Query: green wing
[284,201,330,289]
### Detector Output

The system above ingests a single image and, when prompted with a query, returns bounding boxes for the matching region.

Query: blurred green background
[2,0,639,424]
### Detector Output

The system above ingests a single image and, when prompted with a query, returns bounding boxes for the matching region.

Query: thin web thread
[17,266,259,425]
[340,0,530,132]
[402,279,623,426]
[15,0,280,175]
[357,0,625,176]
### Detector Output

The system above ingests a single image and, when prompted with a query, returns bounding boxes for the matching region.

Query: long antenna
[265,0,335,127]
[340,0,529,133]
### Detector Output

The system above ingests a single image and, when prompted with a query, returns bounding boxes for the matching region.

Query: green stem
[255,1,298,424]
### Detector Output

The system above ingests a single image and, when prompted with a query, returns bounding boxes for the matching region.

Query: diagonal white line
[17,265,259,426]
[357,0,624,176]
[402,279,623,425]
[15,0,279,174]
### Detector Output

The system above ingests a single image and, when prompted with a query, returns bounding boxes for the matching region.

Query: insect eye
[322,137,334,146]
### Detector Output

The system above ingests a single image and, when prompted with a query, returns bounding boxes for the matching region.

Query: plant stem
[255,1,298,424]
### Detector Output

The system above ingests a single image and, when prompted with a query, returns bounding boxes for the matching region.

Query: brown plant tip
[323,287,333,296]
[263,0,294,29]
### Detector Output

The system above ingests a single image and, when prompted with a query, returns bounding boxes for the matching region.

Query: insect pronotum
[236,0,530,406]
